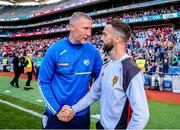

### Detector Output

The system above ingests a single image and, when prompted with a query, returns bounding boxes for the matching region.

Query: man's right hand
[56,105,75,122]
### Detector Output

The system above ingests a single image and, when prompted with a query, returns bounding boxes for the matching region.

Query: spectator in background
[149,61,157,75]
[2,54,8,72]
[154,65,161,90]
[10,52,25,88]
[163,58,169,74]
[24,52,34,90]
[160,45,165,62]
[145,60,150,74]
[172,54,179,66]
[34,52,43,79]
[136,55,146,73]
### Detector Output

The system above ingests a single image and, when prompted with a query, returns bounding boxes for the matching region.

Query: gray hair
[69,12,92,25]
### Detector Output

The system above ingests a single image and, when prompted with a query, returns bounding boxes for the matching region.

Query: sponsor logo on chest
[58,62,69,67]
[83,59,90,66]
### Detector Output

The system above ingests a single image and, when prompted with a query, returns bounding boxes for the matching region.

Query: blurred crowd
[0,7,179,35]
[0,38,60,57]
[93,7,179,23]
[0,26,180,76]
[91,27,180,75]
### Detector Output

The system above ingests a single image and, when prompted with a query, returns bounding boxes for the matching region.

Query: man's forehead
[78,17,92,23]
[103,24,113,32]
[76,18,92,26]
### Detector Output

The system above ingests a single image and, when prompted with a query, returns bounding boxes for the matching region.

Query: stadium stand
[0,0,180,92]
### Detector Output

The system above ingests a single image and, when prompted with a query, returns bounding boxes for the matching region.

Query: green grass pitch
[0,75,180,129]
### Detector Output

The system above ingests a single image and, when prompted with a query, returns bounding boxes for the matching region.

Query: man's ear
[70,23,75,31]
[114,35,119,43]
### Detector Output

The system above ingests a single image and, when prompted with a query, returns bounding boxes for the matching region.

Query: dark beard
[103,43,114,53]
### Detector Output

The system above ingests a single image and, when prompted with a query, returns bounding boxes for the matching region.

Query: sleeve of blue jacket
[38,45,60,115]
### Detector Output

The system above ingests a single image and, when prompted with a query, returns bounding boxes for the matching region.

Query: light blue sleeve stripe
[38,81,57,115]
[38,44,61,115]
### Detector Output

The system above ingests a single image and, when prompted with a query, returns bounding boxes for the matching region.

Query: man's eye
[103,33,106,36]
[83,27,91,30]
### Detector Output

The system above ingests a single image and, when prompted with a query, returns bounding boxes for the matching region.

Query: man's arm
[38,45,60,115]
[126,72,149,129]
[57,74,102,122]
[58,51,103,121]
[71,74,102,113]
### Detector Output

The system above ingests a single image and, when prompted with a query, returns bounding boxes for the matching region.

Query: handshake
[56,105,75,122]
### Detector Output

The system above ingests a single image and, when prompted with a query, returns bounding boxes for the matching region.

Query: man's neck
[111,44,126,61]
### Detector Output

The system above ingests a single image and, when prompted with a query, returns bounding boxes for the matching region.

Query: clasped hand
[56,105,75,122]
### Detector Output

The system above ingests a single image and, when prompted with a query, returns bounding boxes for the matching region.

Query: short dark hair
[70,12,92,24]
[107,19,131,43]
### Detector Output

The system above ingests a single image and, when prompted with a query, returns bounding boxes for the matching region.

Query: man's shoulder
[48,38,68,51]
[52,38,67,46]
[122,58,141,75]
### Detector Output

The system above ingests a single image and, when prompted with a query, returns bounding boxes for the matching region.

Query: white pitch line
[91,114,100,120]
[5,90,11,93]
[36,99,44,102]
[0,98,100,120]
[0,98,42,118]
